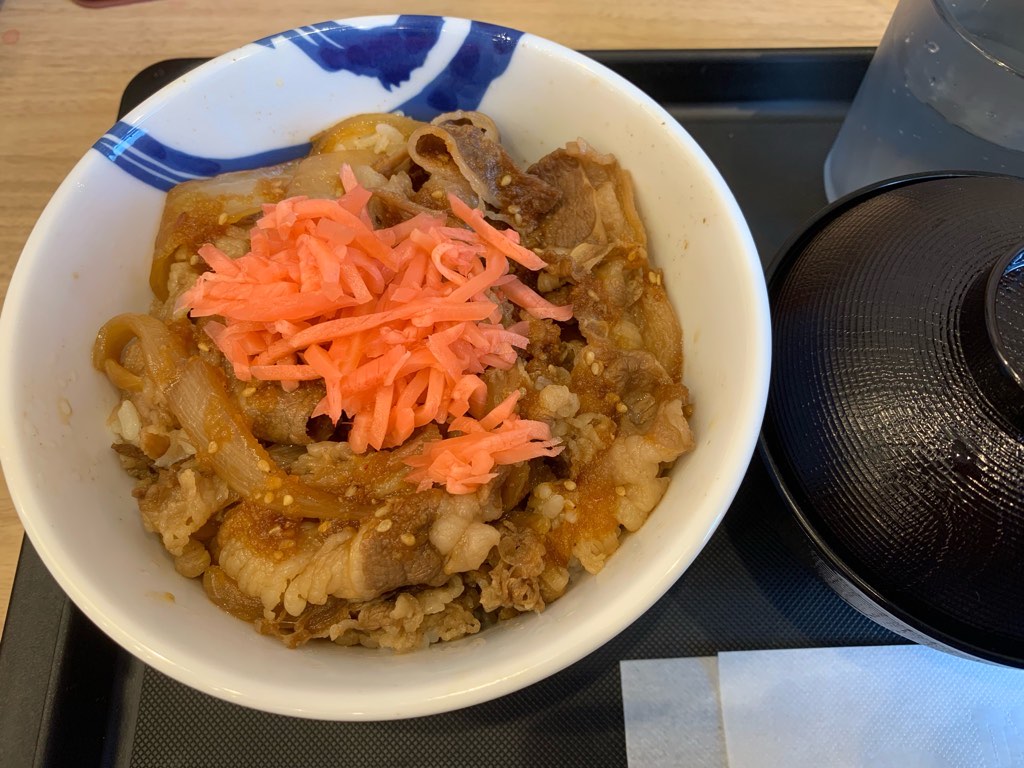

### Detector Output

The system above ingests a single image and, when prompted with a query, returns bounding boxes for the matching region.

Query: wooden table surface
[0,0,897,633]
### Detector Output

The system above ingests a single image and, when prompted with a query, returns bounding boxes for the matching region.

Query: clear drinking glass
[825,0,1024,201]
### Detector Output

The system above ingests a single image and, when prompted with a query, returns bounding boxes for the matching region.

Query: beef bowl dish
[0,17,769,719]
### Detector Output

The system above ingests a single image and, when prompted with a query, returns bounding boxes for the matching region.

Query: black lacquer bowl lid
[762,173,1024,665]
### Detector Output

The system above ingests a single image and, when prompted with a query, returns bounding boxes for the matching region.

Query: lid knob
[985,246,1024,394]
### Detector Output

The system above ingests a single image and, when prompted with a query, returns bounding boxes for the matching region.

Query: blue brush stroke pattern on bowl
[394,21,520,117]
[255,16,444,87]
[91,17,523,192]
[93,123,310,192]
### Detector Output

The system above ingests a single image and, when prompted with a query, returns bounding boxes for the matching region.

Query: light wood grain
[0,0,898,634]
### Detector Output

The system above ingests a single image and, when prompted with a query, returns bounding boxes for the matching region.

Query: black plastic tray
[0,49,899,768]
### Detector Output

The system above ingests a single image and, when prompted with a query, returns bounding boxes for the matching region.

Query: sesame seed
[282,494,294,506]
[269,525,282,535]
[197,342,210,352]
[242,387,257,397]
[514,213,523,226]
[431,189,444,200]
[584,350,595,365]
[374,507,388,518]
[206,441,218,454]
[400,533,416,546]
[318,521,331,533]
[648,271,658,284]
[377,519,393,533]
[189,254,200,266]
[217,212,228,225]
[587,289,600,301]
[507,204,521,214]
[536,484,552,500]
[590,362,601,376]
[257,459,271,473]
[267,476,283,490]
[344,486,358,498]
[656,274,663,285]
[615,486,627,497]
[500,174,512,187]
[616,402,629,413]
[263,492,275,504]
[564,480,577,491]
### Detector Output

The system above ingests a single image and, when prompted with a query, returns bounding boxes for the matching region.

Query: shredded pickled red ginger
[178,166,570,493]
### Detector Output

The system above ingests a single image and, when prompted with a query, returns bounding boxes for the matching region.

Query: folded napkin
[622,645,1024,768]
[621,656,727,768]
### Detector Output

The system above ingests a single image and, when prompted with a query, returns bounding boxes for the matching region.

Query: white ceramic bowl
[0,17,769,720]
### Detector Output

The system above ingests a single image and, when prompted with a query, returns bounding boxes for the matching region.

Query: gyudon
[94,111,694,651]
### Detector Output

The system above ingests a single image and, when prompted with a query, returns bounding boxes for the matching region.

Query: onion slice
[168,358,371,521]
[93,313,187,386]
[94,313,372,522]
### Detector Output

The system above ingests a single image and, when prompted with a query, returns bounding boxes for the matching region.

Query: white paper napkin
[620,656,728,768]
[621,646,1024,768]
[717,645,1024,768]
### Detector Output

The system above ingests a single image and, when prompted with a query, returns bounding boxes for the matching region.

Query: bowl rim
[0,15,770,719]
